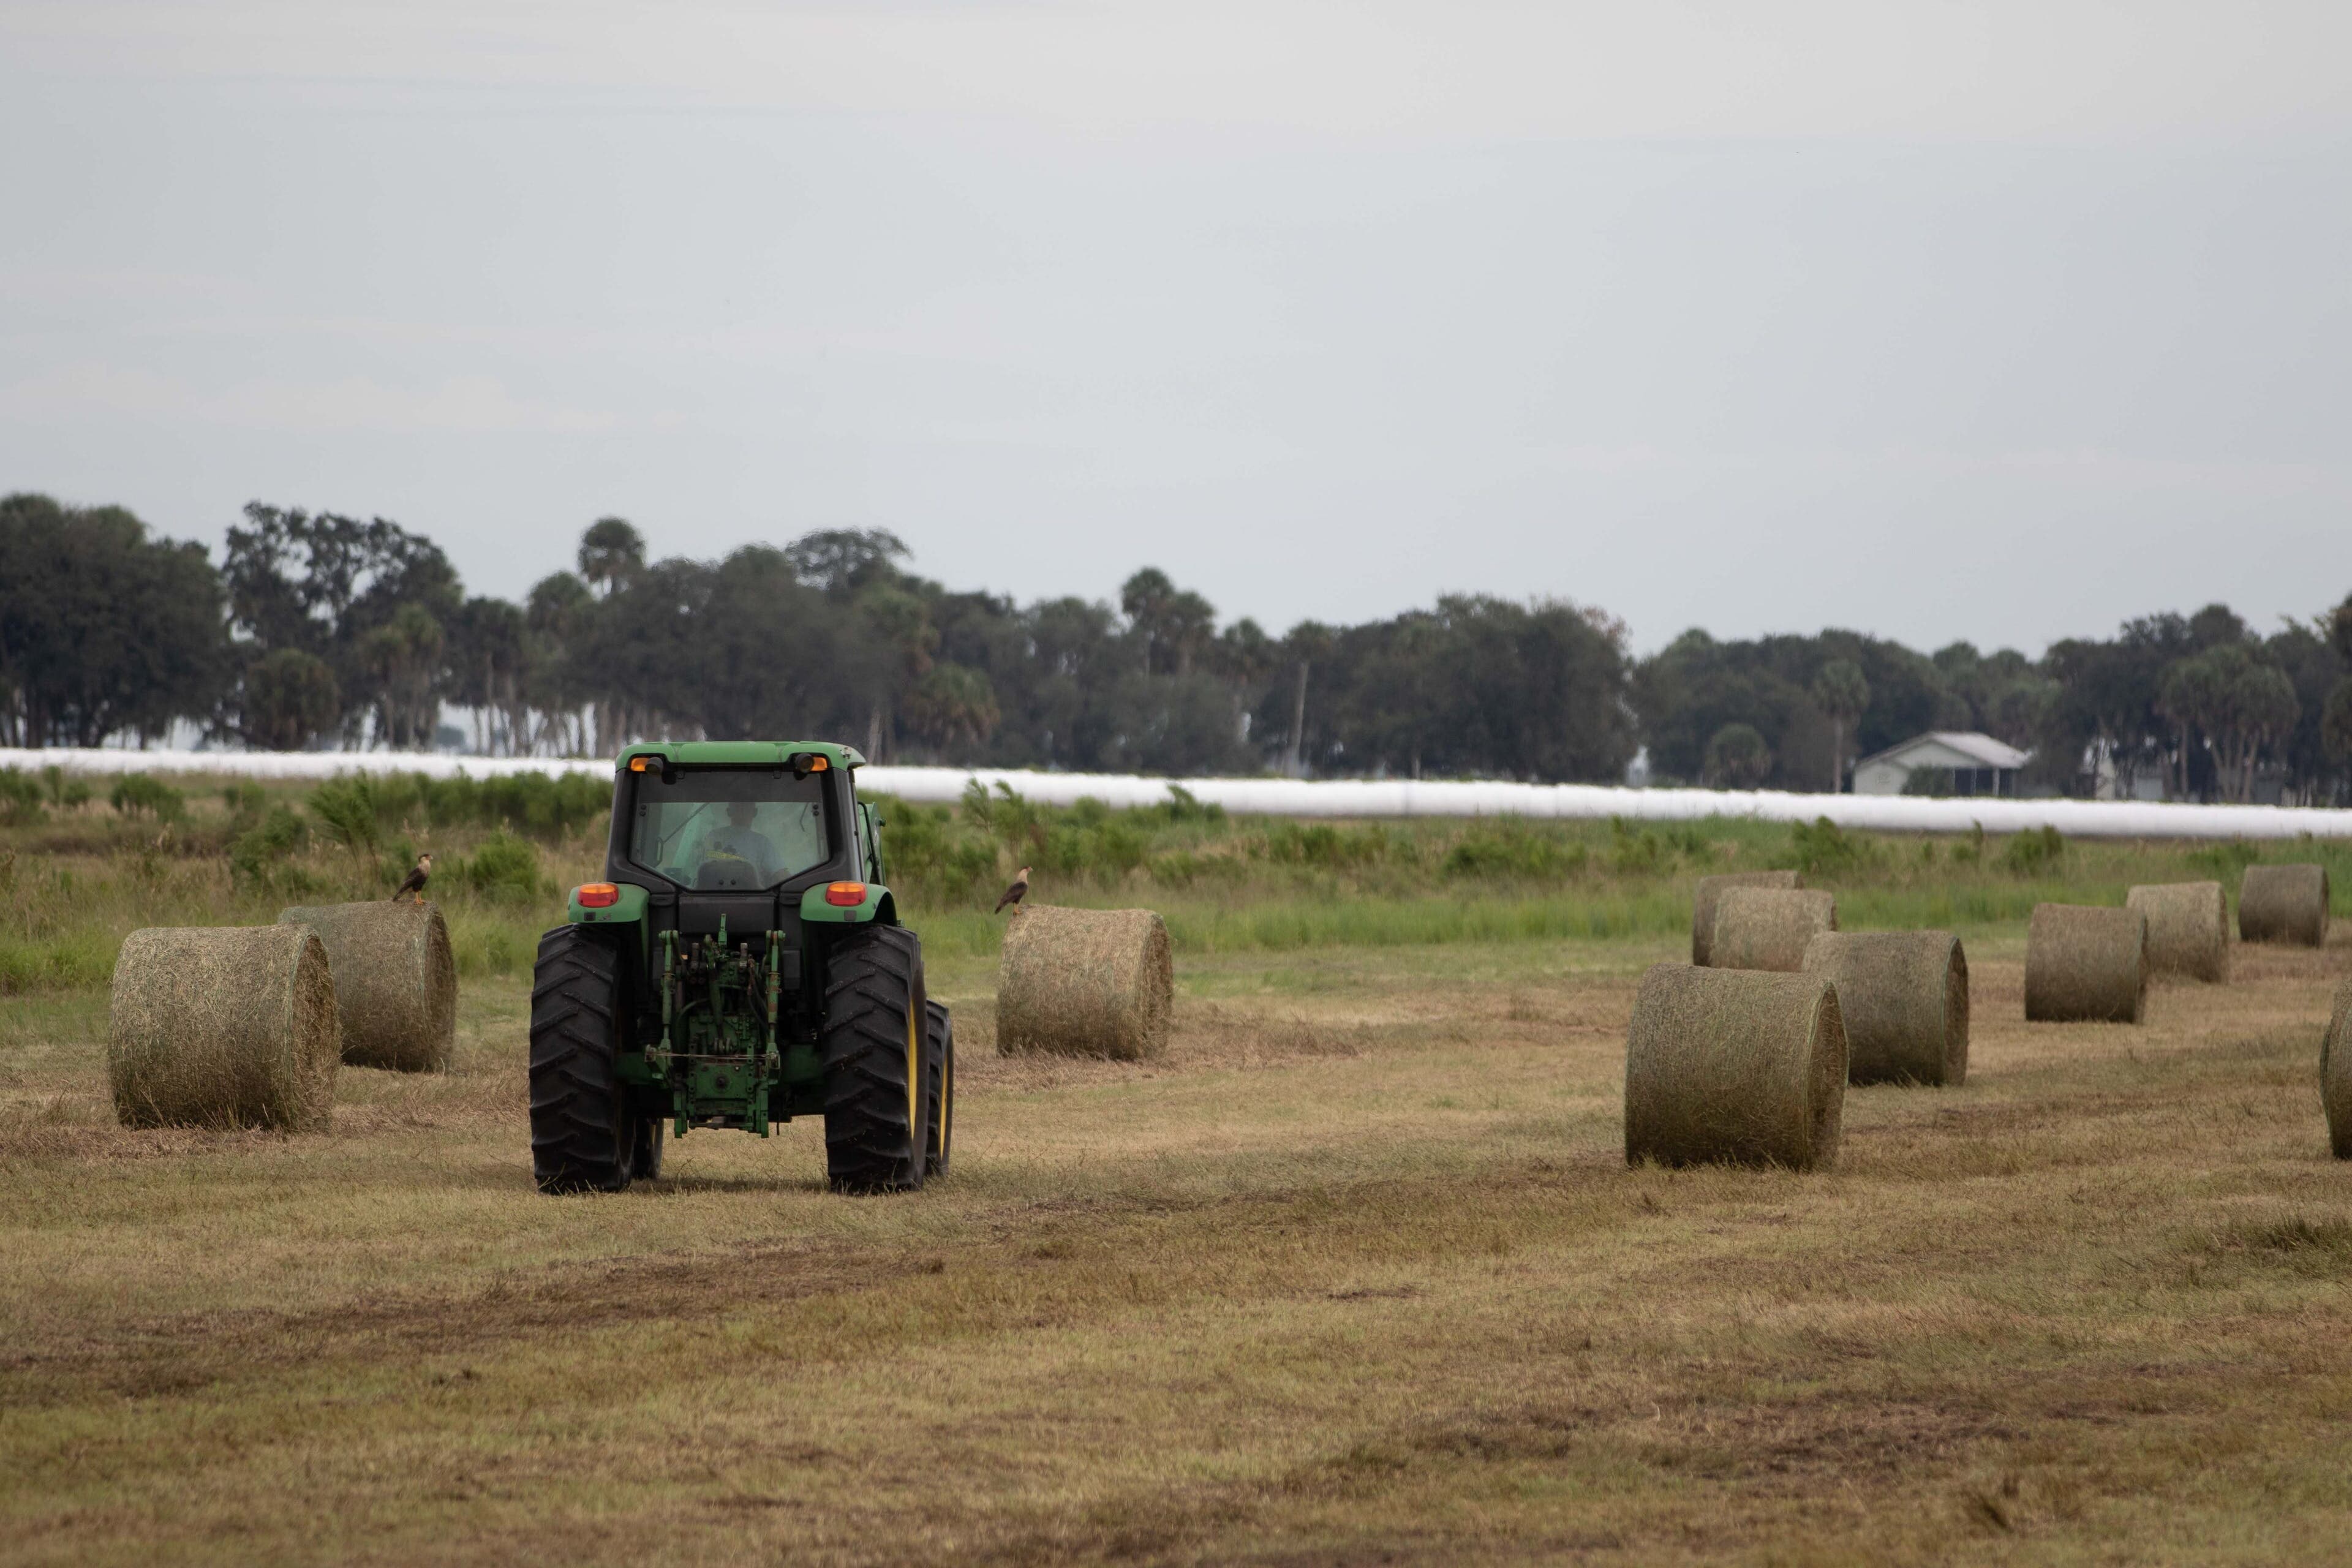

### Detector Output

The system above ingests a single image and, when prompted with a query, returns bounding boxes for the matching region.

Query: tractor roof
[615,741,868,771]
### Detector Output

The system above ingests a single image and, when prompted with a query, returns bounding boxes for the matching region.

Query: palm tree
[1811,660,1869,793]
[577,518,645,598]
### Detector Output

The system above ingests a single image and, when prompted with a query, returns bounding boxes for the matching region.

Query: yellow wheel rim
[906,1000,921,1135]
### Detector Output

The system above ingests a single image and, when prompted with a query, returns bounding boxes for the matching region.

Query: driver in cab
[699,801,777,883]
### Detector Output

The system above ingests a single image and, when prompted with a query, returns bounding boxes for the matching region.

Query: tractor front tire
[924,999,954,1179]
[820,925,929,1194]
[529,925,633,1194]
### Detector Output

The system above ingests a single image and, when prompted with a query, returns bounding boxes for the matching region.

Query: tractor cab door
[855,799,884,884]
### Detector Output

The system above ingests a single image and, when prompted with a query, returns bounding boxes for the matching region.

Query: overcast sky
[3,1,2348,655]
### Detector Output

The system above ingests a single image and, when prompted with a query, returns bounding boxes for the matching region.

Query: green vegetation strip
[2,768,2348,990]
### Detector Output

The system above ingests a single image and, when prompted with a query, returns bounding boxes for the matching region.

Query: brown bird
[992,866,1030,914]
[391,853,432,903]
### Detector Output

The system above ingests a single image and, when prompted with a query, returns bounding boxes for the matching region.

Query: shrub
[229,805,312,891]
[308,777,385,864]
[2188,839,2261,878]
[2000,825,2065,876]
[1256,821,1390,870]
[1134,783,1225,827]
[460,832,545,903]
[960,780,1042,847]
[109,774,185,822]
[941,836,1001,897]
[1446,824,1587,879]
[41,767,92,810]
[1789,816,1869,878]
[0,769,43,826]
[1039,820,1153,879]
[222,782,267,826]
[876,799,951,875]
[1148,849,1219,886]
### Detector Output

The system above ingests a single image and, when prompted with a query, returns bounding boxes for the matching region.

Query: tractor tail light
[824,881,867,907]
[628,756,650,772]
[577,883,620,908]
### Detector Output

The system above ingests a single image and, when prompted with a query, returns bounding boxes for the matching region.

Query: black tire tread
[820,925,927,1193]
[529,926,630,1194]
[924,998,954,1178]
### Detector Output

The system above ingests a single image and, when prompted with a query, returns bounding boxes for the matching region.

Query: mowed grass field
[3,881,2350,1565]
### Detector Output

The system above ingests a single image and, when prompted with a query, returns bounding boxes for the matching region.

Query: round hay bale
[2024,904,2147,1023]
[996,906,1173,1060]
[108,925,340,1131]
[1801,930,1968,1086]
[1707,887,1837,973]
[2323,978,2352,1160]
[2239,864,2330,948]
[1691,870,1800,966]
[1623,963,1845,1170]
[277,900,456,1072]
[2125,881,2230,982]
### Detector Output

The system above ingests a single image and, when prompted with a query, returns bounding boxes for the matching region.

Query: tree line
[2,491,2348,803]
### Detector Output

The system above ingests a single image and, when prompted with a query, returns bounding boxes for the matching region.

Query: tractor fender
[799,882,898,926]
[568,881,652,968]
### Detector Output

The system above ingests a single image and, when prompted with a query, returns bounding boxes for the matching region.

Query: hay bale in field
[996,906,1173,1060]
[277,900,456,1072]
[1692,870,1800,966]
[2024,904,2147,1023]
[2323,978,2352,1160]
[2125,881,2229,982]
[1801,930,1968,1086]
[1706,886,1836,973]
[108,925,340,1131]
[1623,963,1845,1170]
[2239,864,2330,948]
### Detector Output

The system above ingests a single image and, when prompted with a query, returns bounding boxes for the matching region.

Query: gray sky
[4,1,2348,654]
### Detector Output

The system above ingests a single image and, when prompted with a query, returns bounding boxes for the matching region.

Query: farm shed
[1852,731,2029,797]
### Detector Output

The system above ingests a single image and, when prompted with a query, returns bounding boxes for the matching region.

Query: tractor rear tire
[820,925,929,1194]
[924,999,954,1179]
[529,925,633,1194]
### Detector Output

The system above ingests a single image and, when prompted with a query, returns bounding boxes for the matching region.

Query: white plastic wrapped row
[11,747,2352,841]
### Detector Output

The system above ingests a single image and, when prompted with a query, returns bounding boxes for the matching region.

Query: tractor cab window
[628,767,832,891]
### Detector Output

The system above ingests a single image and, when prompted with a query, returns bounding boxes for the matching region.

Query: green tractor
[527,741,951,1194]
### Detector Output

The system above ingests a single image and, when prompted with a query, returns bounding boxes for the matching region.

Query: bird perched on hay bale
[278,900,457,1072]
[996,905,1172,1059]
[391,853,432,903]
[993,866,1031,914]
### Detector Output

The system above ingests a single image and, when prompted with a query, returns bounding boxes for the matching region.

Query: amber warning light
[576,883,620,908]
[824,882,866,907]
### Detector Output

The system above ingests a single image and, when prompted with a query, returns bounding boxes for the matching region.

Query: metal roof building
[1852,731,2031,797]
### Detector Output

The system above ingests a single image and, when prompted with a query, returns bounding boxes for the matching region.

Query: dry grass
[2,916,2350,1564]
